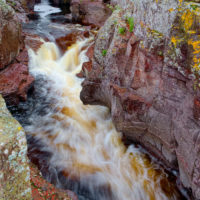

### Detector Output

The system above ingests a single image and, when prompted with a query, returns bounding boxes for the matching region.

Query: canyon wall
[80,0,200,199]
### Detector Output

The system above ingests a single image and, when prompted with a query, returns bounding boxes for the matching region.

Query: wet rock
[56,30,90,53]
[0,63,34,105]
[70,0,112,27]
[0,95,32,199]
[80,1,200,199]
[0,0,22,69]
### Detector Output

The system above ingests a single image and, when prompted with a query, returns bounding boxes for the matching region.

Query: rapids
[23,39,183,200]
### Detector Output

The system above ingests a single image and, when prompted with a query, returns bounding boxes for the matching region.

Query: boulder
[70,0,112,27]
[0,0,22,69]
[0,95,32,199]
[80,0,200,199]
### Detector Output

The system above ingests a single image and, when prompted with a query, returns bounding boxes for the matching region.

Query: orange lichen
[181,10,194,32]
[188,39,200,71]
[171,36,182,48]
[168,8,174,12]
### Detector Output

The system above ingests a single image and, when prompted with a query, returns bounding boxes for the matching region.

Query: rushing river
[23,40,183,200]
[10,0,187,199]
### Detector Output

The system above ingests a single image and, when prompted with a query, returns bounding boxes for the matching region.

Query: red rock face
[0,63,34,104]
[80,8,200,199]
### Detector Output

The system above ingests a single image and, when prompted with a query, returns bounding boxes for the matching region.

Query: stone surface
[70,0,112,27]
[80,0,200,199]
[0,95,32,199]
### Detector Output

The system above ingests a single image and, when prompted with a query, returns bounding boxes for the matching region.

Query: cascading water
[21,39,184,200]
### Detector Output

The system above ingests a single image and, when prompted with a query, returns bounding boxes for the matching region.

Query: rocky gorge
[80,0,200,199]
[0,0,200,199]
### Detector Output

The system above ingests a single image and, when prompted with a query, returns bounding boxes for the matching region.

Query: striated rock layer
[80,0,200,199]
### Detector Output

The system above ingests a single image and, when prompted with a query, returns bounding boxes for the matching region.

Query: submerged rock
[80,0,200,199]
[0,95,32,199]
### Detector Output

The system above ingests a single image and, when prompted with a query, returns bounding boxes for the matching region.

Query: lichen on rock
[0,95,32,200]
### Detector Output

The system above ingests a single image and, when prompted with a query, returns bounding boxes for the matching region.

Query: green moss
[127,17,134,32]
[102,49,107,56]
[118,26,126,35]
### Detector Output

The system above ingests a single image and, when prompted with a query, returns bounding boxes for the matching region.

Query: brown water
[22,40,184,200]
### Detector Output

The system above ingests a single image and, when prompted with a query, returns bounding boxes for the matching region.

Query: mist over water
[22,40,183,200]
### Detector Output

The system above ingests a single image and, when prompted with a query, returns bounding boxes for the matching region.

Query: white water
[34,0,61,19]
[26,40,181,200]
